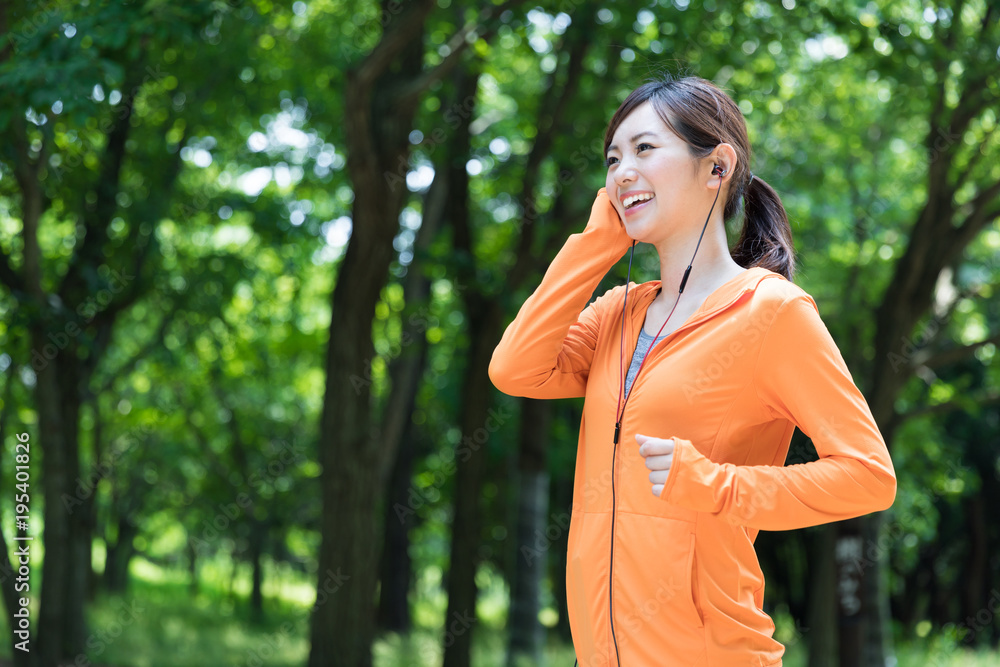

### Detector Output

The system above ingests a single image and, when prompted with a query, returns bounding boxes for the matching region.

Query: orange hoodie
[489,188,896,666]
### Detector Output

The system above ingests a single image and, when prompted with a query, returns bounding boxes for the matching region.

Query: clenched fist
[636,433,675,497]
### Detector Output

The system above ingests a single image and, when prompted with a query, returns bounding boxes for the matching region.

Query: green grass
[0,555,997,667]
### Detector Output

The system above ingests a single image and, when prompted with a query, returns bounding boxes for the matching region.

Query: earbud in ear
[712,165,726,176]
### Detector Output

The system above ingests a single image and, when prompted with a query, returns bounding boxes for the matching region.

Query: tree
[0,2,263,662]
[307,1,520,664]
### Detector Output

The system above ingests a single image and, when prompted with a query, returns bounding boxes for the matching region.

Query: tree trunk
[34,330,89,664]
[808,525,837,667]
[377,422,418,633]
[103,514,138,593]
[835,518,864,665]
[441,300,504,667]
[553,461,574,645]
[506,398,552,667]
[375,138,447,635]
[306,0,456,661]
[307,181,397,664]
[833,8,1000,664]
[85,397,103,602]
[861,512,893,665]
[63,375,89,656]
[188,537,200,596]
[961,494,987,643]
[250,521,265,623]
[440,60,492,667]
[0,361,33,667]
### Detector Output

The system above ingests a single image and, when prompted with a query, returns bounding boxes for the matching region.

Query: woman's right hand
[585,187,635,262]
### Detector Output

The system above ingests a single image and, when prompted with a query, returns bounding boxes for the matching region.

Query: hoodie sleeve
[659,294,897,530]
[488,188,634,399]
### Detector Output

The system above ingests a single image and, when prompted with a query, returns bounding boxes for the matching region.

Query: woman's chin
[622,221,652,244]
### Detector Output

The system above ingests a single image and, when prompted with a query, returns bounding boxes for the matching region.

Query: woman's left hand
[636,433,675,497]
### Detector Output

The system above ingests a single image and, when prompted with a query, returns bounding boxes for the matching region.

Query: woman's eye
[605,144,652,167]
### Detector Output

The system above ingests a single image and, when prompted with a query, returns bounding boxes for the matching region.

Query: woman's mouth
[623,196,654,216]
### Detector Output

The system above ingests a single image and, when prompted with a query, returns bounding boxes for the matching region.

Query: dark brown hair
[603,74,795,280]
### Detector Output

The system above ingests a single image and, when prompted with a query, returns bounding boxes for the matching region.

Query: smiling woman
[489,74,896,667]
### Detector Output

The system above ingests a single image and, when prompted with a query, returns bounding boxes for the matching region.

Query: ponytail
[732,175,795,281]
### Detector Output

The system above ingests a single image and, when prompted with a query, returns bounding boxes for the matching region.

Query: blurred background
[0,0,998,666]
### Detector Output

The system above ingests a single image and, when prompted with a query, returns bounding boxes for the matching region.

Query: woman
[488,75,896,666]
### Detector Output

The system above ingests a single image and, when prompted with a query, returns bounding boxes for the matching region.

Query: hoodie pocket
[611,515,707,663]
[688,533,705,628]
[687,533,705,628]
[613,516,704,636]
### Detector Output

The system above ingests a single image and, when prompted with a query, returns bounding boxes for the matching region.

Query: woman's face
[604,101,709,245]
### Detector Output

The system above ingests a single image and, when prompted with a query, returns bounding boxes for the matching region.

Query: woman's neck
[652,221,745,300]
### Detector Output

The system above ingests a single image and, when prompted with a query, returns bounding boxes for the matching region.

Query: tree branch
[896,392,1000,423]
[948,182,1000,260]
[58,68,140,301]
[185,404,236,485]
[353,0,437,90]
[953,123,996,193]
[392,0,529,107]
[0,245,24,293]
[392,20,478,106]
[914,331,1000,370]
[92,299,180,396]
[507,9,595,289]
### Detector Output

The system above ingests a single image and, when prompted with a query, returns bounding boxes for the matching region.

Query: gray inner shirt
[623,317,668,399]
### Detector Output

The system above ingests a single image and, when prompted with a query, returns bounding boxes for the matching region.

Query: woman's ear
[707,143,738,187]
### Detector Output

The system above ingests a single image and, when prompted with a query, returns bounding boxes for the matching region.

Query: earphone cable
[613,169,725,443]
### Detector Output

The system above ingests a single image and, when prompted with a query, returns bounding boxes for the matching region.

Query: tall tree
[816,3,1000,664]
[307,1,518,664]
[440,7,619,664]
[0,2,263,662]
[506,398,553,666]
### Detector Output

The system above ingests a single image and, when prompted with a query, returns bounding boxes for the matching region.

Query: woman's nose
[615,162,637,185]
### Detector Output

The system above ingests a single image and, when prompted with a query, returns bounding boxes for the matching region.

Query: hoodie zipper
[605,278,766,666]
[609,439,621,665]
